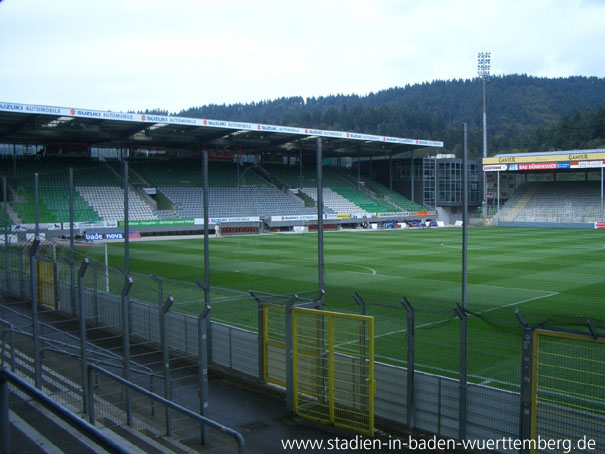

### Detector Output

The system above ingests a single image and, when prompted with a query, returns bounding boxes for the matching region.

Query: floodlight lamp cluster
[477,52,491,80]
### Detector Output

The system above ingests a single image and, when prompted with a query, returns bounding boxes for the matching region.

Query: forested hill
[166,74,605,157]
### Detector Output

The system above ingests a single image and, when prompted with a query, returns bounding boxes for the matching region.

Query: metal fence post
[198,302,210,445]
[18,248,24,298]
[353,291,365,315]
[86,364,96,426]
[285,295,296,416]
[401,297,415,429]
[159,287,174,436]
[29,239,42,389]
[250,291,266,383]
[120,275,134,425]
[454,303,467,440]
[69,167,76,316]
[52,256,59,308]
[3,176,8,294]
[78,258,90,416]
[92,266,99,322]
[516,310,533,454]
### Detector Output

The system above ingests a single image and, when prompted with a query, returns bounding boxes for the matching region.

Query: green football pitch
[78,226,605,389]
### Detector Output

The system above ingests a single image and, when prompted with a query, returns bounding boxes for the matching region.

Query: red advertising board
[518,162,558,171]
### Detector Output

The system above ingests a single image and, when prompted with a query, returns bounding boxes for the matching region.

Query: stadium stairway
[8,395,202,454]
[499,181,542,221]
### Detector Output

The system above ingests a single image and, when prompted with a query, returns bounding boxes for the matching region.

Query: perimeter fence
[2,239,603,453]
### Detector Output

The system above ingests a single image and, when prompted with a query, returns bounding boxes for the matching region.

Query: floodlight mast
[478,52,491,218]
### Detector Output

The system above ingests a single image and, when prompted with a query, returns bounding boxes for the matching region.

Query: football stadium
[1,102,604,453]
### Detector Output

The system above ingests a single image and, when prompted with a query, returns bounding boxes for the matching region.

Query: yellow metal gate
[37,259,55,308]
[292,307,375,436]
[262,303,287,386]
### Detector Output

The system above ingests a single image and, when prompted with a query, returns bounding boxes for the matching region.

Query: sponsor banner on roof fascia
[0,102,443,148]
[484,152,605,165]
[571,160,605,168]
[483,164,508,172]
[518,162,558,171]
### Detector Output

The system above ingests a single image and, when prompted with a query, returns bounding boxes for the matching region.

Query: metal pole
[198,302,210,444]
[78,258,90,416]
[601,167,605,220]
[478,52,491,219]
[497,171,501,216]
[29,239,41,388]
[482,77,488,218]
[410,151,415,205]
[316,138,324,308]
[69,168,76,314]
[434,158,438,209]
[34,173,39,240]
[299,149,303,189]
[401,297,415,429]
[104,243,109,293]
[455,304,467,440]
[202,147,212,362]
[462,123,468,309]
[253,292,266,383]
[285,296,296,415]
[161,295,174,436]
[69,168,74,256]
[3,177,9,292]
[120,276,134,425]
[389,154,393,190]
[123,160,129,275]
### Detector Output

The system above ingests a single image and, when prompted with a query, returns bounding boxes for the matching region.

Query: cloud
[0,0,603,112]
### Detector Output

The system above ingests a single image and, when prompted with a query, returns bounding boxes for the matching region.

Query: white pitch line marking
[347,264,377,275]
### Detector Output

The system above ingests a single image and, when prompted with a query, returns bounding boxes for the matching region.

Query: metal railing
[0,367,133,454]
[86,363,246,454]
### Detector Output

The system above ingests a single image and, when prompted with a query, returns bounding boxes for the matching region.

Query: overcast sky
[1,0,604,114]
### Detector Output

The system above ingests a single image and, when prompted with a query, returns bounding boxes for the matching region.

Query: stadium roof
[0,102,443,157]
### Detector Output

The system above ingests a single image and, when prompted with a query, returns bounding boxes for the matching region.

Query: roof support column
[410,151,415,204]
[389,154,393,190]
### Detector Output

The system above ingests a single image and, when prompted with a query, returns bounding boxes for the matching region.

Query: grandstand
[0,157,430,228]
[484,150,605,226]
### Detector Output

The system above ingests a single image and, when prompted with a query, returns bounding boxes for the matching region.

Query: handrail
[0,320,15,372]
[0,314,155,377]
[87,363,246,454]
[0,367,133,454]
